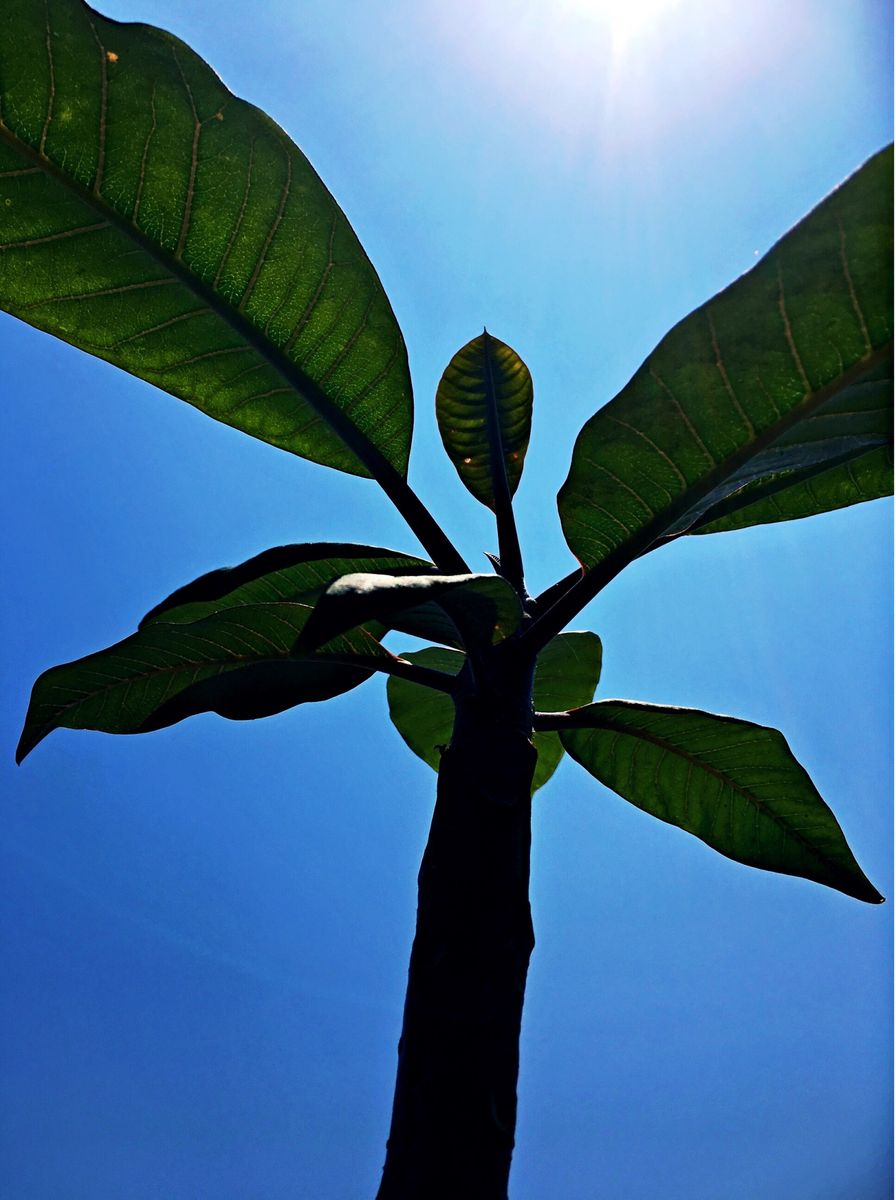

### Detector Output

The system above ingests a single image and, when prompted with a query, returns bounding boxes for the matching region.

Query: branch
[320,651,461,695]
[527,566,583,618]
[370,457,471,574]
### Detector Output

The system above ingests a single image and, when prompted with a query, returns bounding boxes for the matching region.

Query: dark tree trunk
[377,653,537,1199]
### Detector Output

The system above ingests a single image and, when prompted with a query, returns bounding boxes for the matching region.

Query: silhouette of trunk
[377,652,537,1199]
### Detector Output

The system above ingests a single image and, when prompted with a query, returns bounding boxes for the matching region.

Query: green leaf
[386,647,463,772]
[386,632,603,793]
[141,543,434,626]
[0,0,412,478]
[559,701,882,904]
[299,572,523,652]
[17,601,389,761]
[530,632,603,790]
[678,355,893,534]
[558,146,893,568]
[436,331,533,509]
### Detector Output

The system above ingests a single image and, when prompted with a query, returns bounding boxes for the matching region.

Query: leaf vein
[238,147,292,313]
[0,221,109,251]
[649,365,716,465]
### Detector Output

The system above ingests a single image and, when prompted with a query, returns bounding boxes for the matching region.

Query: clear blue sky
[1,1,891,1197]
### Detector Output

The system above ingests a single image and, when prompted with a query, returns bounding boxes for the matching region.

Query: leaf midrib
[481,331,514,509]
[0,122,404,485]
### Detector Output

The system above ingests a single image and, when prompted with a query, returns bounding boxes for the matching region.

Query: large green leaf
[17,601,389,761]
[141,543,434,626]
[436,331,533,509]
[299,572,523,652]
[559,147,893,568]
[0,0,412,478]
[678,356,893,534]
[386,632,603,793]
[558,701,882,903]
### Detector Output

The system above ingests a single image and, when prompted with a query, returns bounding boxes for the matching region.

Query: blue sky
[0,1,892,1197]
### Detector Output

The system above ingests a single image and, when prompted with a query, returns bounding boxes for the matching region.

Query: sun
[558,0,684,55]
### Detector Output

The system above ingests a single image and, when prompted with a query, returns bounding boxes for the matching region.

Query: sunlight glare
[559,0,685,55]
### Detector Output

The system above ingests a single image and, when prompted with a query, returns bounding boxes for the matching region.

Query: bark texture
[378,658,537,1199]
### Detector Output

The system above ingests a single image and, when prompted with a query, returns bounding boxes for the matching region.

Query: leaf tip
[15,725,39,765]
[844,874,885,905]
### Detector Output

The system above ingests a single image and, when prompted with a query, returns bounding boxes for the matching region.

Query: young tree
[1,2,891,1196]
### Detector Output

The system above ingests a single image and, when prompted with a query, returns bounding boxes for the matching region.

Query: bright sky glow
[557,0,684,55]
[421,0,794,157]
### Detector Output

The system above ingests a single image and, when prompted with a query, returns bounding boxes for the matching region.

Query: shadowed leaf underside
[17,602,389,761]
[681,355,893,533]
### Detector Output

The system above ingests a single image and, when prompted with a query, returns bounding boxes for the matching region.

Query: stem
[517,541,634,654]
[482,330,526,595]
[528,565,583,616]
[321,651,461,694]
[367,458,471,574]
[377,652,537,1199]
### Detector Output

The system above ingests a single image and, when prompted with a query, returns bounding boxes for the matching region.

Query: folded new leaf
[17,602,390,761]
[559,146,893,567]
[141,543,435,626]
[559,701,882,903]
[387,632,602,793]
[436,331,533,510]
[299,572,523,653]
[675,356,893,535]
[691,444,892,534]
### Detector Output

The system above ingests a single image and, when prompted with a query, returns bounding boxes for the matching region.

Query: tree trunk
[377,655,537,1199]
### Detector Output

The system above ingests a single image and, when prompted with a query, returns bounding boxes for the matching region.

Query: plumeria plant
[1,2,891,1195]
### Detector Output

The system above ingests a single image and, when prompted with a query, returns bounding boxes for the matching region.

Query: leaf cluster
[1,0,891,904]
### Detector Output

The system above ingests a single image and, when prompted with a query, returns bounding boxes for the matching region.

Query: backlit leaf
[386,647,462,772]
[17,601,389,761]
[530,631,603,790]
[436,331,533,509]
[692,444,893,534]
[678,356,893,534]
[559,147,893,567]
[0,0,412,478]
[560,701,882,903]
